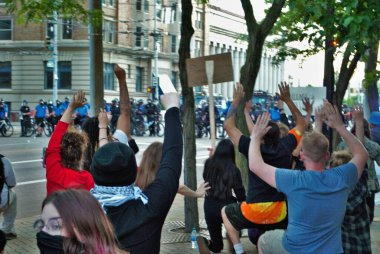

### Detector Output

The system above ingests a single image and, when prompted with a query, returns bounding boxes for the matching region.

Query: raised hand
[351,105,363,122]
[70,90,86,109]
[321,101,344,130]
[160,92,179,110]
[114,64,126,81]
[302,97,313,115]
[277,82,291,102]
[98,108,109,129]
[250,112,271,140]
[233,82,245,104]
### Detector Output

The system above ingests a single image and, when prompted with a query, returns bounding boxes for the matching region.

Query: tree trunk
[179,0,198,232]
[332,47,361,151]
[365,40,379,113]
[92,0,104,115]
[237,0,285,186]
[322,0,335,152]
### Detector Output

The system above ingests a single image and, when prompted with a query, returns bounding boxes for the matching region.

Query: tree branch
[261,0,286,36]
[241,0,258,33]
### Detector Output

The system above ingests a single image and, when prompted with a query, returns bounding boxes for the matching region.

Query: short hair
[329,150,352,168]
[60,131,89,171]
[301,131,329,162]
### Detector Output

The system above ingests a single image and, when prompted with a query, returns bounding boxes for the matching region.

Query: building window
[135,67,143,92]
[0,18,11,40]
[144,0,149,12]
[136,0,142,11]
[171,71,177,89]
[195,11,203,29]
[104,63,115,90]
[102,0,114,6]
[47,19,54,39]
[135,27,142,47]
[103,20,114,44]
[143,28,149,48]
[44,61,72,90]
[127,64,131,78]
[62,19,72,40]
[0,62,11,89]
[171,35,176,53]
[194,40,203,57]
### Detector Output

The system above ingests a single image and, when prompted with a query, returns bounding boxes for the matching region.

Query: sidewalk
[4,194,380,254]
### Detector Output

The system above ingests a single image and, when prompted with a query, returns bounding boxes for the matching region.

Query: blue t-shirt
[61,101,70,111]
[54,105,63,116]
[0,104,8,119]
[75,105,89,117]
[275,163,358,254]
[35,104,47,118]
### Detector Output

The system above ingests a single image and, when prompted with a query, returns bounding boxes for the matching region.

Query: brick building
[0,0,282,117]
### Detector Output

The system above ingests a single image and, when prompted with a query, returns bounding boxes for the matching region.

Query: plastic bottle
[191,227,197,249]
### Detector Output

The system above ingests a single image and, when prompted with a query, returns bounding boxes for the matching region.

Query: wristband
[99,137,108,142]
[99,127,107,129]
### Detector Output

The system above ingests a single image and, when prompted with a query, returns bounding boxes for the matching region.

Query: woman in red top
[45,91,94,196]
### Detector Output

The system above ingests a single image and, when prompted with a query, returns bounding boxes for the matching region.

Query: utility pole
[88,0,95,116]
[153,0,159,100]
[52,10,59,106]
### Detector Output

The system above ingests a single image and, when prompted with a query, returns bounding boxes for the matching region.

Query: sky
[210,0,368,88]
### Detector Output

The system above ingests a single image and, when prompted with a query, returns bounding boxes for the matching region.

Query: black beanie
[91,142,137,186]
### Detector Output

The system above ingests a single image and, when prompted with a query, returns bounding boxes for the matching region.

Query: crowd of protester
[1,63,380,254]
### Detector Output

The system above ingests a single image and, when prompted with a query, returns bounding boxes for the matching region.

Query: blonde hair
[301,131,329,162]
[329,150,352,168]
[277,122,289,138]
[135,142,163,190]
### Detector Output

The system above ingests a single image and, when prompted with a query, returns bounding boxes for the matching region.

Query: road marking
[12,159,42,165]
[18,179,46,186]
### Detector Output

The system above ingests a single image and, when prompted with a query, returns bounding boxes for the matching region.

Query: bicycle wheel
[156,123,165,137]
[44,122,53,137]
[1,123,14,137]
[24,124,34,137]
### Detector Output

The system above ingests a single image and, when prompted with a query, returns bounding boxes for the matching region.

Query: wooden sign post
[186,52,234,149]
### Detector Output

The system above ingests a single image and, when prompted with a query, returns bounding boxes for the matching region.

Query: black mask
[36,231,65,254]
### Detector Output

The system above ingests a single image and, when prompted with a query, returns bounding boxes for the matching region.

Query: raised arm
[248,112,277,187]
[351,106,364,143]
[244,100,254,133]
[277,82,307,134]
[302,97,313,126]
[224,83,244,145]
[98,108,109,148]
[322,102,368,178]
[114,64,132,139]
[143,92,183,216]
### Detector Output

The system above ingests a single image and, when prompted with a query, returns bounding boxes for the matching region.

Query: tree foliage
[4,0,102,26]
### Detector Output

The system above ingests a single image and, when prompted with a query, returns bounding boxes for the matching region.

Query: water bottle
[191,227,197,249]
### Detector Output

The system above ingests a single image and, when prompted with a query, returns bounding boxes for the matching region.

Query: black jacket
[106,107,183,254]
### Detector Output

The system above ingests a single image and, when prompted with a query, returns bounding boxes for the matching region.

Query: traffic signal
[45,36,52,50]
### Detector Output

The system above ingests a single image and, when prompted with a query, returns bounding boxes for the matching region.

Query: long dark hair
[82,117,110,171]
[203,139,237,200]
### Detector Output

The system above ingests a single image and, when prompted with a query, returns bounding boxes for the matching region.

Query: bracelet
[99,137,108,142]
[99,127,107,129]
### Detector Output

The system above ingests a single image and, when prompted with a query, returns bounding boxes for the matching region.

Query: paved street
[0,125,380,253]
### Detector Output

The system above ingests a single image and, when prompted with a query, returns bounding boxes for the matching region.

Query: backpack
[0,154,6,203]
